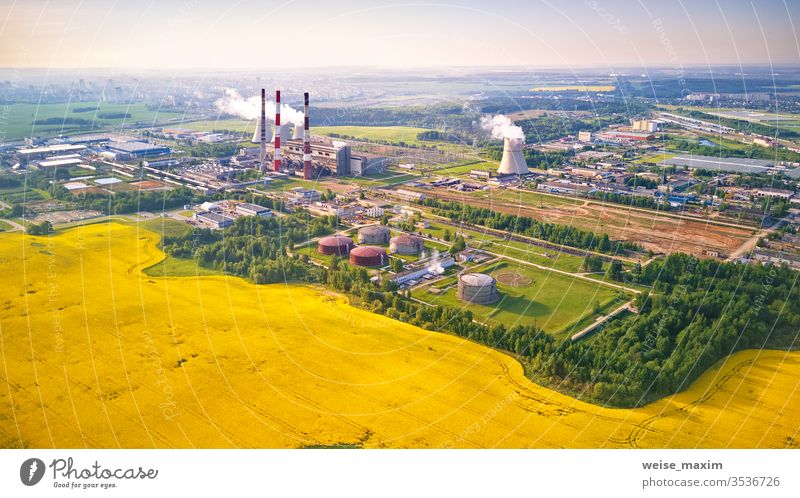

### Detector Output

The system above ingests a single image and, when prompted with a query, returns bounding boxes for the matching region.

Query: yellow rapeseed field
[0,222,797,448]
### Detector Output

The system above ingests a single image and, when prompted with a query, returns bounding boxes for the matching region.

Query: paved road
[571,301,633,341]
[0,218,25,232]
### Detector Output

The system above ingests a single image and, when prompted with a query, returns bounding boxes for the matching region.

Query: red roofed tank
[317,235,354,256]
[349,245,387,267]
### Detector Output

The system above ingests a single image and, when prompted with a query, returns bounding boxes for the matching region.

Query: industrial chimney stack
[303,92,311,180]
[273,90,282,172]
[259,88,266,171]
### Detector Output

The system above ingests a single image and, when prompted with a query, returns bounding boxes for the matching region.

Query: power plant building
[457,273,499,305]
[251,90,387,177]
[349,246,387,267]
[358,225,391,245]
[389,235,424,255]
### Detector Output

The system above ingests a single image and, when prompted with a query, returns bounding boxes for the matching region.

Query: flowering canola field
[0,222,798,448]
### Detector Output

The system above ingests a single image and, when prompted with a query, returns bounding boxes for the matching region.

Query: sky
[0,0,798,69]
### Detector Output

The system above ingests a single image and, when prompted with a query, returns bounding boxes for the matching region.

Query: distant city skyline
[0,0,798,69]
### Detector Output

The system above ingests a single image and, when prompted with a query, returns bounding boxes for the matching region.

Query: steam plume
[480,114,525,141]
[215,88,304,125]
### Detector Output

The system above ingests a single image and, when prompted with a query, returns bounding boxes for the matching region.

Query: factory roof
[659,154,774,174]
[236,202,271,213]
[18,144,85,155]
[38,158,84,168]
[105,141,170,153]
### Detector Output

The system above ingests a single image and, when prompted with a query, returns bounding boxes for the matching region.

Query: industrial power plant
[250,89,389,179]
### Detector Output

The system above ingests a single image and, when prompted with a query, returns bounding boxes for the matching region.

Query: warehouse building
[195,211,234,229]
[235,203,273,217]
[104,141,171,159]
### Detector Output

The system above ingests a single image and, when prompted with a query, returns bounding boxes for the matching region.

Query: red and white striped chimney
[259,88,266,171]
[273,90,281,172]
[303,92,311,180]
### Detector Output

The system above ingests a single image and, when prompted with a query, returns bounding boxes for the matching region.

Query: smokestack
[303,92,311,180]
[274,90,281,172]
[259,89,266,171]
[497,137,528,175]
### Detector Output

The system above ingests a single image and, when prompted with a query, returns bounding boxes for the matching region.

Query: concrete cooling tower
[278,123,292,142]
[497,137,528,175]
[251,117,274,143]
[292,123,305,140]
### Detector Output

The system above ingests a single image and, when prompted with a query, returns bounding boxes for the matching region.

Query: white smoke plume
[215,88,304,125]
[480,114,525,141]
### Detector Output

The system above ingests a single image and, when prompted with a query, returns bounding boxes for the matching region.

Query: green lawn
[132,217,192,239]
[3,101,187,140]
[313,126,429,144]
[416,259,624,339]
[432,160,498,176]
[142,255,223,277]
[0,220,12,232]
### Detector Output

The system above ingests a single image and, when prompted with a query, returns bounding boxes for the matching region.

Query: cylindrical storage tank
[317,235,354,256]
[457,273,499,304]
[358,225,390,245]
[389,234,424,255]
[349,246,387,267]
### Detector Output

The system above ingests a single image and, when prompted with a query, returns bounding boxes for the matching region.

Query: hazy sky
[0,0,798,69]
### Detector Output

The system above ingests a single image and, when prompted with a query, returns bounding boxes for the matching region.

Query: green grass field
[313,126,429,144]
[416,259,623,338]
[2,101,187,140]
[0,220,12,232]
[432,160,497,176]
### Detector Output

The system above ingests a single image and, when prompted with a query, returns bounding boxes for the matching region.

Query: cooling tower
[278,123,292,142]
[497,137,528,175]
[251,117,274,144]
[292,123,304,140]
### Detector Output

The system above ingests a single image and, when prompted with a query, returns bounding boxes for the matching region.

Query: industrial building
[289,187,321,202]
[235,203,273,217]
[17,144,85,160]
[358,225,391,245]
[37,157,84,169]
[349,246,387,267]
[317,235,355,256]
[457,273,499,304]
[195,211,234,229]
[104,141,171,159]
[389,235,424,255]
[391,189,426,202]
